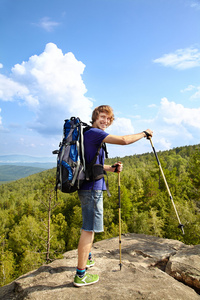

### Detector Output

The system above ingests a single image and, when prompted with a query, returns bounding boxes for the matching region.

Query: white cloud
[129,98,200,153]
[160,97,200,128]
[153,47,200,70]
[158,138,171,150]
[180,84,200,100]
[0,43,93,135]
[108,117,135,135]
[190,87,200,99]
[180,85,195,93]
[35,17,60,32]
[0,63,3,69]
[0,74,38,106]
[1,43,200,157]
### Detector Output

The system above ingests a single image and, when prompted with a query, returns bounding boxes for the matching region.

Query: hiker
[73,105,153,287]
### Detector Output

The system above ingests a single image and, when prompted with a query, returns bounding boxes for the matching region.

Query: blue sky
[0,0,200,159]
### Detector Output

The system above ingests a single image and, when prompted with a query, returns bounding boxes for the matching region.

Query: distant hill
[0,165,49,182]
[0,154,56,169]
[0,144,199,183]
[0,154,56,163]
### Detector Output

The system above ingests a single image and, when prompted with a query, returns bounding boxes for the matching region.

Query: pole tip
[178,224,185,235]
[119,263,122,271]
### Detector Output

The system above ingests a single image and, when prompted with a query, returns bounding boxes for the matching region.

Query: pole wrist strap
[143,131,151,139]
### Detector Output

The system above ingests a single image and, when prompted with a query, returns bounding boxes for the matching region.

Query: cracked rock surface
[0,233,199,300]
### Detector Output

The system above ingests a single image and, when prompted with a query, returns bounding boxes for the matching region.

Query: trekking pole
[112,164,122,270]
[143,132,185,235]
[118,172,122,270]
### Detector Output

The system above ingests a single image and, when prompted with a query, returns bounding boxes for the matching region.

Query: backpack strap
[85,141,111,197]
[79,122,86,171]
[102,142,108,159]
[85,142,104,180]
[101,143,111,196]
[87,142,108,166]
[82,126,111,196]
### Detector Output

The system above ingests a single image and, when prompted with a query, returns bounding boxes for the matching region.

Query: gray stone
[0,233,199,300]
[166,244,200,291]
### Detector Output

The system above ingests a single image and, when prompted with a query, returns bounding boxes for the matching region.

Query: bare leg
[77,229,94,269]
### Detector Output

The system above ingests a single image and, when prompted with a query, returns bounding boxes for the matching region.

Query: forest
[0,143,200,287]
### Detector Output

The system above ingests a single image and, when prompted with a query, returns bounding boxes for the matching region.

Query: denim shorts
[78,190,104,232]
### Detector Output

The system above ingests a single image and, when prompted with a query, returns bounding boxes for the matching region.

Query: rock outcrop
[0,233,200,300]
[166,244,200,292]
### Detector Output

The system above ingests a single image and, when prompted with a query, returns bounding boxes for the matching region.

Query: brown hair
[91,105,115,125]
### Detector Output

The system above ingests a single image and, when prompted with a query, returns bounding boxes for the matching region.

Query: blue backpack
[53,117,109,194]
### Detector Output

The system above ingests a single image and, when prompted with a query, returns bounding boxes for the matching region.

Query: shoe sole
[73,277,99,287]
[86,263,95,268]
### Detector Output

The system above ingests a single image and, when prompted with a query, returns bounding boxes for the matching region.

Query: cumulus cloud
[131,97,200,153]
[104,98,200,155]
[153,47,200,70]
[160,97,200,128]
[109,117,135,135]
[0,74,36,104]
[0,43,93,135]
[1,43,200,157]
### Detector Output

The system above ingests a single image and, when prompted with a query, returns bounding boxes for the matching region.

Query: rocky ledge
[0,233,200,300]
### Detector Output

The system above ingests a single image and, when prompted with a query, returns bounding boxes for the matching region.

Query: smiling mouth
[97,123,107,130]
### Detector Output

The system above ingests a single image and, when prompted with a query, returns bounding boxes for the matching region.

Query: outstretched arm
[103,129,153,145]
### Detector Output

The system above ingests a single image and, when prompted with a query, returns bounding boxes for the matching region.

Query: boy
[74,105,153,287]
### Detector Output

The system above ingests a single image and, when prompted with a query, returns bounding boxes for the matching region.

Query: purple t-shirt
[80,127,109,190]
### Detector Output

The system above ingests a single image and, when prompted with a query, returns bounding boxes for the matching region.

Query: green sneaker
[73,273,99,287]
[86,258,95,268]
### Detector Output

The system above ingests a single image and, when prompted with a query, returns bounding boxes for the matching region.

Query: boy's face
[93,112,111,131]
